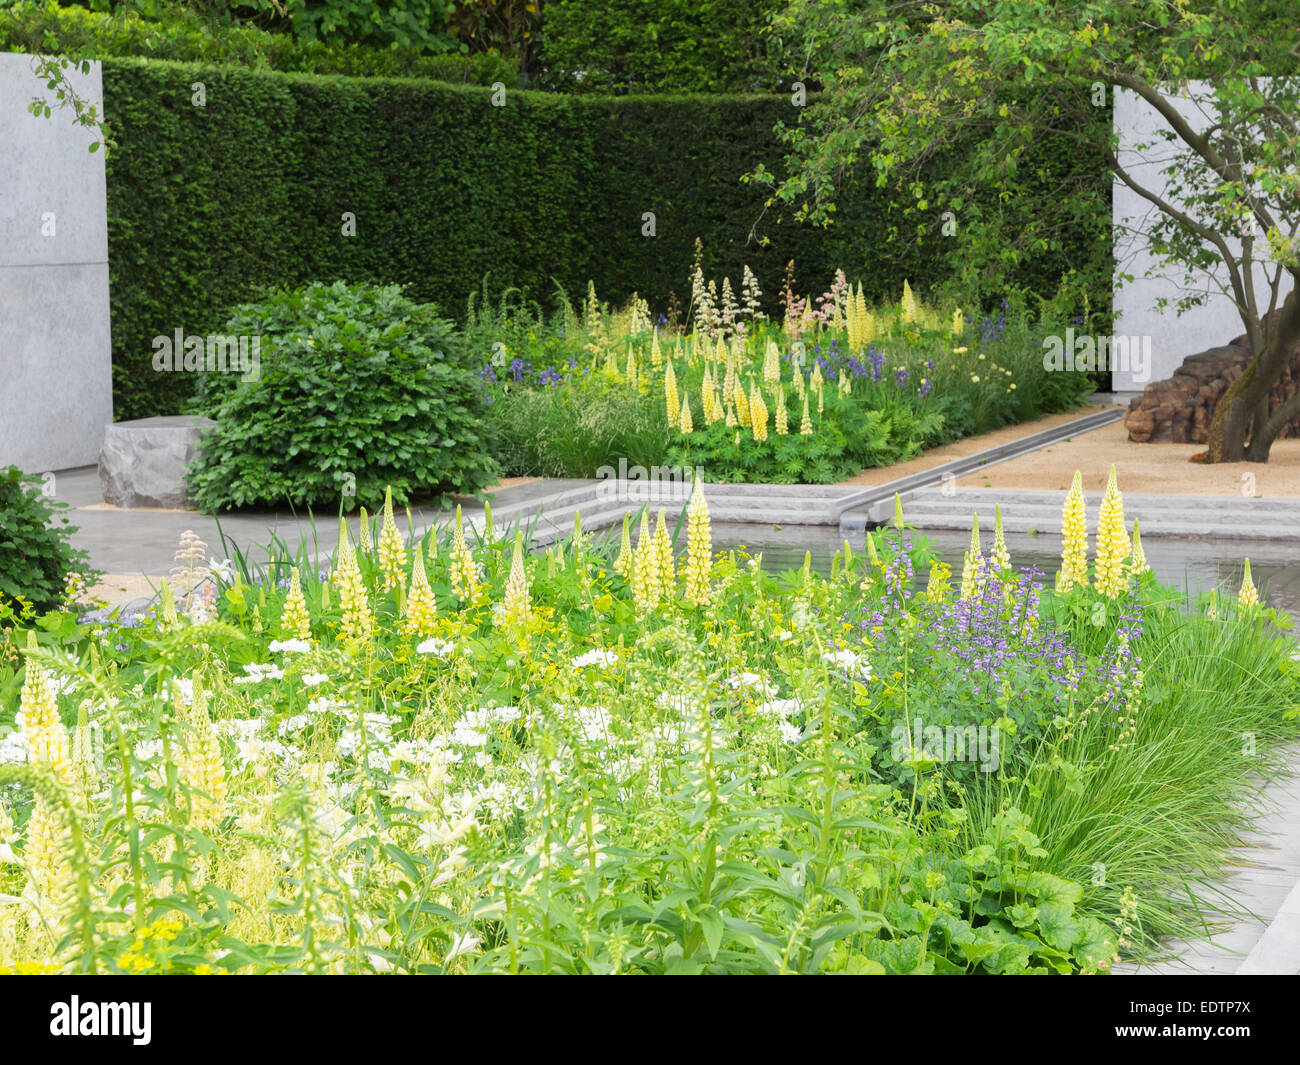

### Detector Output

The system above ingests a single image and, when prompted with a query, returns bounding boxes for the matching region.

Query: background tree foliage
[760,0,1300,460]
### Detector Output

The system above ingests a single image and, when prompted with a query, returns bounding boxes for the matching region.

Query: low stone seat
[98,415,216,509]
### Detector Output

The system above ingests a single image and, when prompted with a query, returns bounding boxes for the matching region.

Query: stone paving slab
[1115,743,1300,976]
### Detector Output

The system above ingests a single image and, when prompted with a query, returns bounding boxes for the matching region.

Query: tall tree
[759,0,1299,461]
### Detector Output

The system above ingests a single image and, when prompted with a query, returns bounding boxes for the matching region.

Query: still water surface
[710,522,1300,620]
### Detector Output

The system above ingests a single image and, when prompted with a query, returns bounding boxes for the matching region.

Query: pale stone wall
[1113,82,1294,390]
[0,52,113,473]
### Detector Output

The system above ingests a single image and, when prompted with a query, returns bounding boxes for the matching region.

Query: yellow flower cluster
[749,383,768,442]
[1094,465,1131,600]
[501,533,532,630]
[925,561,952,604]
[404,548,439,636]
[613,514,633,580]
[631,511,663,612]
[377,487,408,592]
[181,677,226,831]
[664,360,679,423]
[333,521,374,644]
[683,476,712,606]
[991,504,1010,574]
[20,633,72,784]
[1238,558,1259,609]
[280,566,312,642]
[448,505,480,604]
[1058,470,1089,592]
[774,385,788,435]
[960,514,981,600]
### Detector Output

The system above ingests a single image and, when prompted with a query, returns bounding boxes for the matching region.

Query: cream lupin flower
[333,519,374,644]
[679,393,693,434]
[683,474,712,606]
[631,511,661,612]
[1128,519,1148,578]
[653,509,675,592]
[404,548,439,636]
[1238,558,1259,609]
[1058,469,1089,593]
[749,383,768,442]
[501,532,532,628]
[992,504,1011,574]
[448,505,480,605]
[377,486,408,592]
[281,566,312,641]
[960,513,981,600]
[182,675,226,831]
[613,513,633,580]
[1094,465,1131,600]
[800,391,812,435]
[20,632,72,785]
[775,384,788,435]
[664,360,679,422]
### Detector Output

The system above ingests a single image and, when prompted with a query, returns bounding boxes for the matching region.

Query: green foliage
[0,2,511,79]
[540,0,790,93]
[186,281,500,511]
[0,467,97,613]
[98,56,1109,418]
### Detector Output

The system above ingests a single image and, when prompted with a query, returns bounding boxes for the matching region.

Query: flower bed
[478,264,1095,483]
[0,474,1295,974]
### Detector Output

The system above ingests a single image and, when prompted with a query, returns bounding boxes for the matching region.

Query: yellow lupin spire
[631,510,661,612]
[683,474,712,606]
[775,384,788,435]
[358,507,373,555]
[1094,465,1131,599]
[377,486,408,592]
[625,346,638,387]
[650,329,663,371]
[664,360,679,422]
[501,532,532,629]
[992,504,1011,574]
[679,393,693,434]
[749,383,768,442]
[613,513,633,579]
[734,377,751,428]
[763,340,780,383]
[333,519,374,644]
[951,307,964,336]
[901,279,918,323]
[1058,469,1089,593]
[182,674,226,831]
[1238,558,1259,609]
[404,547,438,636]
[653,509,675,592]
[960,513,981,600]
[1128,519,1148,578]
[19,631,72,784]
[280,566,312,641]
[448,505,480,605]
[800,391,812,435]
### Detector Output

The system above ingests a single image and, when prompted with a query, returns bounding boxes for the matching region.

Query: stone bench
[98,415,216,509]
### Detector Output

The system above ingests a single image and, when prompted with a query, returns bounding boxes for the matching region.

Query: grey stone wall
[0,52,113,473]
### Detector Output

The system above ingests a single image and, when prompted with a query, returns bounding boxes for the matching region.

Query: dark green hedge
[102,58,1110,419]
[540,0,791,93]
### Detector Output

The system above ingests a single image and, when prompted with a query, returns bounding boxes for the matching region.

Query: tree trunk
[1206,286,1300,463]
[1245,291,1300,460]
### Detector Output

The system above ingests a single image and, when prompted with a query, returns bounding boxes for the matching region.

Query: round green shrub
[0,467,97,613]
[187,281,500,512]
